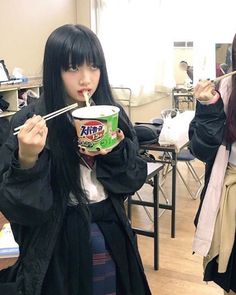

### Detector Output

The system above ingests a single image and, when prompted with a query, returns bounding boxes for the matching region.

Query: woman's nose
[79,69,91,86]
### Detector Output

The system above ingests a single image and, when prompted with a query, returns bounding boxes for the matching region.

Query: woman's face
[61,62,101,103]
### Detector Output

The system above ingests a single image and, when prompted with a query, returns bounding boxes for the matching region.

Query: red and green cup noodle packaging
[72,105,120,151]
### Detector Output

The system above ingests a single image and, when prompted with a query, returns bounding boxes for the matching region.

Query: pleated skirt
[91,223,116,295]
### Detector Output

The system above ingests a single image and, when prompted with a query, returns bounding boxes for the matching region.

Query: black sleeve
[188,97,226,163]
[0,110,53,226]
[96,107,147,195]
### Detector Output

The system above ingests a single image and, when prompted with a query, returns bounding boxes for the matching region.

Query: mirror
[173,41,193,88]
[215,43,232,77]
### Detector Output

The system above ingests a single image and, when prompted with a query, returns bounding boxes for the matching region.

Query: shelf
[0,77,42,92]
[0,77,42,118]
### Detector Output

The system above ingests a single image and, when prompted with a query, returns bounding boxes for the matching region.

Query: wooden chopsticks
[214,70,236,83]
[13,103,78,135]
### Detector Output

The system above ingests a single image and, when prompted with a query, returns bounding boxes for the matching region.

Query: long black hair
[42,24,132,203]
[225,34,236,143]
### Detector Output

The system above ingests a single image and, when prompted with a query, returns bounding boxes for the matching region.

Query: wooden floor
[0,160,223,295]
[133,160,222,295]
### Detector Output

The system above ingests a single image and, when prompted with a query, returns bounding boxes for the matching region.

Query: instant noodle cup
[72,105,120,152]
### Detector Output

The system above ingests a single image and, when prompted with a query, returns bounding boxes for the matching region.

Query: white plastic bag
[158,110,195,150]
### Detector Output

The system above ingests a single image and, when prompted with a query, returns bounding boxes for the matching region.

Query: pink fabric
[192,77,232,256]
[192,146,229,256]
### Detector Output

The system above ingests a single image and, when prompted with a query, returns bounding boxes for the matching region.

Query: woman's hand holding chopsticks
[13,103,79,168]
[17,115,48,169]
[194,70,236,105]
[193,80,219,105]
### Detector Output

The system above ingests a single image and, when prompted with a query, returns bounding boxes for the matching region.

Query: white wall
[76,0,91,27]
[0,0,77,77]
[0,0,174,124]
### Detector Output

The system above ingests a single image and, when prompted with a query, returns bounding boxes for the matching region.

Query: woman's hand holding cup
[78,129,124,157]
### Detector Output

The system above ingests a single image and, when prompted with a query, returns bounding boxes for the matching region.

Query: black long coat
[0,98,151,295]
[188,97,226,225]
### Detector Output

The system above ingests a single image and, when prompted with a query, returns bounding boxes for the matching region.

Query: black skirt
[204,234,236,293]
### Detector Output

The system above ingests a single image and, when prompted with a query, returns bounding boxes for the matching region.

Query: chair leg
[194,181,204,200]
[158,184,169,217]
[158,185,169,205]
[160,163,172,186]
[147,177,169,218]
[160,150,204,200]
[135,191,154,222]
[135,184,169,222]
[186,162,202,184]
[176,167,196,199]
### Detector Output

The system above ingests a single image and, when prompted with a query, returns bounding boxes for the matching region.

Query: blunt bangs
[59,26,104,71]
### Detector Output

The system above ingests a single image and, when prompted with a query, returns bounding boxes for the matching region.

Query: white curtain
[94,0,236,105]
[95,0,174,105]
[190,0,236,82]
[163,0,236,82]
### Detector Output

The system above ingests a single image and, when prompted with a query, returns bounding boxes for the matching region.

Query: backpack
[134,118,163,145]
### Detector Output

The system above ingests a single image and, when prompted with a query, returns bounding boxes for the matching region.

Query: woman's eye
[90,65,98,71]
[68,66,79,72]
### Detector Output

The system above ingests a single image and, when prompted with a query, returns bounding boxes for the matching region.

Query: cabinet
[0,78,42,118]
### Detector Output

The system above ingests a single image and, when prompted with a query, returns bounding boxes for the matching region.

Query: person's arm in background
[189,80,226,163]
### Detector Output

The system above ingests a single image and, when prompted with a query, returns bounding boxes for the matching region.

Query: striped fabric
[91,223,116,295]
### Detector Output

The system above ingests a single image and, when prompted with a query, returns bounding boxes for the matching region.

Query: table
[172,87,194,110]
[127,162,163,270]
[139,142,189,239]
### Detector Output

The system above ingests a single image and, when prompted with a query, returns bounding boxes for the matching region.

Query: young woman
[189,34,236,295]
[0,24,151,295]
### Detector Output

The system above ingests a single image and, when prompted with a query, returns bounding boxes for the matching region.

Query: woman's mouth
[77,90,91,97]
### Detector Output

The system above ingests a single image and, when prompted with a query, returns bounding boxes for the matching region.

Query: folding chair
[136,150,169,220]
[176,149,203,199]
[160,149,204,200]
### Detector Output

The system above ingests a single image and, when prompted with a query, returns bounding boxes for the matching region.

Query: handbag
[134,119,163,145]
